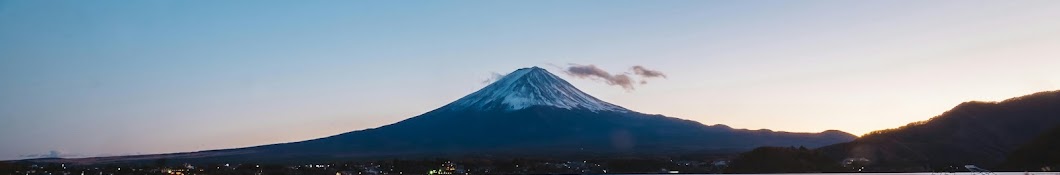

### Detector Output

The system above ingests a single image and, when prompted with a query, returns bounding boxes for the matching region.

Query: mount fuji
[443,66,629,112]
[32,67,855,164]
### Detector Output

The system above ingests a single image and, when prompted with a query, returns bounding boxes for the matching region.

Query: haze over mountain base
[16,67,855,165]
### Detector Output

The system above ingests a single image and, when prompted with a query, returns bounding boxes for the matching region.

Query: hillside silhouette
[818,90,1060,170]
[997,124,1060,171]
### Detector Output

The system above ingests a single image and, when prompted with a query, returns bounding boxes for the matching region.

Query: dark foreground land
[1,156,733,175]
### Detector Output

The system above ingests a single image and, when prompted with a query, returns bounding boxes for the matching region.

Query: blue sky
[2,1,1060,160]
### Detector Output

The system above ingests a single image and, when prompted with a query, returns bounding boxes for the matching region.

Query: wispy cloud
[562,64,636,90]
[482,72,506,84]
[557,64,669,90]
[632,65,666,78]
[631,65,666,84]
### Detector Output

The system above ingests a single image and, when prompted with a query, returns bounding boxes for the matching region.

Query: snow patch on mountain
[442,67,630,112]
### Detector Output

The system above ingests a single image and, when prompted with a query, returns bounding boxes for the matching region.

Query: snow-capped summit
[442,67,630,112]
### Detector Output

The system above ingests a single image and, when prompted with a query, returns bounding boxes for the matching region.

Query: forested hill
[997,124,1060,171]
[818,90,1060,170]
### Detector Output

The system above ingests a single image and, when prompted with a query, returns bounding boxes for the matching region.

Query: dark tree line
[725,146,847,173]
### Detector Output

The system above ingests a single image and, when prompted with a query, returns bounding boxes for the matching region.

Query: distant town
[2,157,733,175]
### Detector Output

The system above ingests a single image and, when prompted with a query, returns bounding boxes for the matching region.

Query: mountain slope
[997,124,1060,171]
[818,90,1060,170]
[24,67,855,165]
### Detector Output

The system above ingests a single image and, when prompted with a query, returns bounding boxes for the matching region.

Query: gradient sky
[3,1,1060,160]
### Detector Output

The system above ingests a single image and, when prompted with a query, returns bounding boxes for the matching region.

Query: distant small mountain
[20,67,854,165]
[997,124,1060,171]
[818,90,1060,170]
